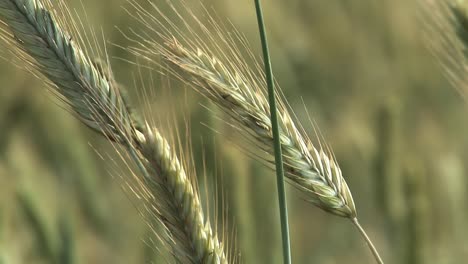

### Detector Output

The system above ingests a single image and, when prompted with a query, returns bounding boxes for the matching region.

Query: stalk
[253,1,291,263]
[352,218,384,264]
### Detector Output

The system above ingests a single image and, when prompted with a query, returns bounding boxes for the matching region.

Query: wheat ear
[0,1,227,262]
[0,0,141,143]
[164,40,356,218]
[160,39,382,263]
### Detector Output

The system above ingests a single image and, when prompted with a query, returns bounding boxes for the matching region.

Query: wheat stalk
[127,9,388,257]
[0,0,227,262]
[135,35,383,261]
[124,0,386,259]
[163,36,385,263]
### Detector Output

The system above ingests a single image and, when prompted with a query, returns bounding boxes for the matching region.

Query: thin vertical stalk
[253,1,291,263]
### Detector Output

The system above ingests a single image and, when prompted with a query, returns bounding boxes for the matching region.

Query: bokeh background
[0,0,466,263]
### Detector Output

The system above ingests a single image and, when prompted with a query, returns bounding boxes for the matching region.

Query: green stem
[254,1,291,263]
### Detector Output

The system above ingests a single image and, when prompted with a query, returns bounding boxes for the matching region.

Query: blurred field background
[0,0,466,263]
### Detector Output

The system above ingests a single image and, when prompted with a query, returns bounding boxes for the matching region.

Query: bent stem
[352,218,384,264]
